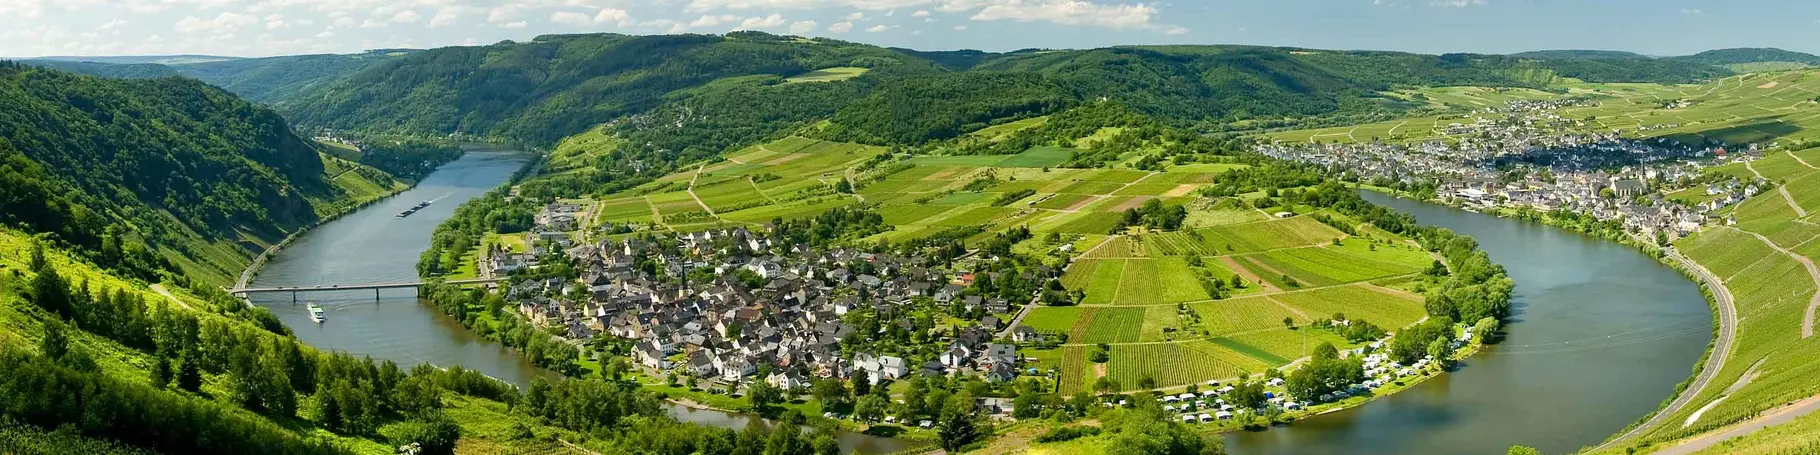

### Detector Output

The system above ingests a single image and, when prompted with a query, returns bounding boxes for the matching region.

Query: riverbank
[1359,187,1735,453]
[235,181,416,291]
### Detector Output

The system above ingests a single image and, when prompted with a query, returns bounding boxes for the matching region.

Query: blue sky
[3,0,1817,58]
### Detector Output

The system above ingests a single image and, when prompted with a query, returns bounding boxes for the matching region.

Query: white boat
[307,303,326,323]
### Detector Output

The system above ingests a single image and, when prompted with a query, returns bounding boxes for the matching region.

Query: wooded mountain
[0,62,400,283]
[22,52,402,104]
[1669,48,1820,67]
[272,35,1733,152]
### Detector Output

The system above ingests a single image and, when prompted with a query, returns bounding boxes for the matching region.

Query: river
[1224,191,1712,455]
[246,146,921,454]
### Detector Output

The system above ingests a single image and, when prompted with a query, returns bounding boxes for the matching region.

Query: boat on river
[397,200,432,218]
[307,303,326,323]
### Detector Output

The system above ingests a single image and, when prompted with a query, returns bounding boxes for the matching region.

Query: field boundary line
[1789,150,1819,170]
[1732,228,1820,338]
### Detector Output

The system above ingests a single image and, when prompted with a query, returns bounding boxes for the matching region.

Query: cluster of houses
[1260,99,1773,239]
[491,211,1054,395]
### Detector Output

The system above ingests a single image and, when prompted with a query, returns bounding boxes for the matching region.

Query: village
[1258,99,1771,240]
[478,202,1068,421]
[463,194,1481,431]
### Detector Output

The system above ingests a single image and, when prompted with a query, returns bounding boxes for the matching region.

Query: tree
[850,370,872,397]
[176,352,203,392]
[1313,342,1339,361]
[1507,446,1541,455]
[854,394,889,423]
[835,178,854,194]
[393,413,463,455]
[37,320,68,360]
[150,357,173,389]
[749,380,785,411]
[811,378,851,410]
[30,259,72,319]
[938,395,981,451]
[1282,316,1295,329]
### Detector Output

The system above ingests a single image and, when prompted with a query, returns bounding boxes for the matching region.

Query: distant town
[1259,98,1770,240]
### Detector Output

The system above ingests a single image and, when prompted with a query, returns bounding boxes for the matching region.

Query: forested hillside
[171,52,403,103]
[1669,47,1820,69]
[278,32,944,145]
[0,62,402,284]
[275,35,1731,154]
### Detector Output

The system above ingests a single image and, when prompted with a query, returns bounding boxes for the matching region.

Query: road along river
[1225,191,1712,455]
[246,146,922,454]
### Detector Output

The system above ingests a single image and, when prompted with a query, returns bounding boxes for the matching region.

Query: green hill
[169,52,404,103]
[1670,47,1820,72]
[0,62,404,284]
[1509,49,1654,60]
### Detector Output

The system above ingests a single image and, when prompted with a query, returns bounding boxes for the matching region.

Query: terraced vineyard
[568,134,1441,395]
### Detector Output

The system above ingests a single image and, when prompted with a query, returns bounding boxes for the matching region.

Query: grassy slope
[0,228,570,455]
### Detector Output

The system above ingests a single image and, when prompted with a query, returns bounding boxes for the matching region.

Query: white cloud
[683,0,936,13]
[593,8,633,26]
[689,14,741,28]
[99,19,127,30]
[789,20,817,34]
[952,25,966,30]
[1680,8,1702,14]
[551,11,592,25]
[174,11,257,35]
[912,9,930,16]
[390,9,421,24]
[739,13,788,29]
[829,21,854,33]
[1430,0,1487,7]
[971,0,1160,29]
[332,16,357,29]
[429,7,471,28]
[844,11,866,20]
[865,24,892,32]
[499,20,527,28]
[316,30,335,38]
[267,20,289,30]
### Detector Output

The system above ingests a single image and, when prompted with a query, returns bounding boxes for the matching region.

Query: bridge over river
[231,277,503,300]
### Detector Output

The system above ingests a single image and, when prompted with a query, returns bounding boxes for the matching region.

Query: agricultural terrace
[573,135,1439,397]
[1040,213,1435,394]
[1601,148,1820,454]
[1269,70,1820,146]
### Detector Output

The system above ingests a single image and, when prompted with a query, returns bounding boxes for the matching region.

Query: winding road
[1649,395,1820,455]
[1593,246,1739,451]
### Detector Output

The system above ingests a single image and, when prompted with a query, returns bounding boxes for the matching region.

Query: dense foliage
[337,137,464,180]
[0,62,375,282]
[1667,48,1820,67]
[173,53,401,103]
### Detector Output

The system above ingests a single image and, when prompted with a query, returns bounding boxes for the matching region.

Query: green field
[783,67,870,83]
[556,132,1459,402]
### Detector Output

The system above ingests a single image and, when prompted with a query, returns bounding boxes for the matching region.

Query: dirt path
[1779,187,1810,217]
[149,284,196,311]
[1263,295,1310,320]
[686,164,719,218]
[1789,149,1819,170]
[1592,246,1739,450]
[1649,394,1820,455]
[558,439,603,455]
[1745,160,1767,180]
[1736,229,1820,338]
[1218,256,1279,293]
[643,196,665,227]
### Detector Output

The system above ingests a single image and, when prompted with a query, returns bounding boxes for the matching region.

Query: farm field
[565,133,1457,398]
[783,67,870,83]
[1270,70,1820,147]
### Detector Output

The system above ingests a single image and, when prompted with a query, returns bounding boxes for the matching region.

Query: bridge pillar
[292,291,298,304]
[375,288,381,301]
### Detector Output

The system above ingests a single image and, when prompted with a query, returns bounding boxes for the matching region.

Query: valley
[3,18,1820,455]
